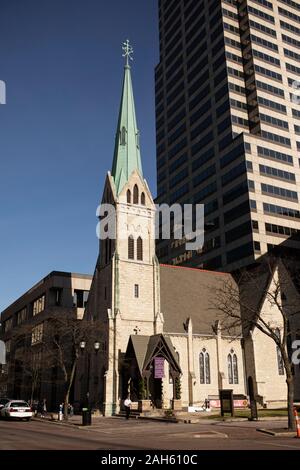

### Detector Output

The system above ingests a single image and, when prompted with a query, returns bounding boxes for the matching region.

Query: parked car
[0,398,11,410]
[0,400,33,421]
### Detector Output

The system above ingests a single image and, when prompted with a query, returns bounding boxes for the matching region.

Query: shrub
[138,378,147,400]
[175,377,181,400]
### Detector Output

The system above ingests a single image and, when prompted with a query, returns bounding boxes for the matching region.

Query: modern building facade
[155,0,300,271]
[0,271,92,409]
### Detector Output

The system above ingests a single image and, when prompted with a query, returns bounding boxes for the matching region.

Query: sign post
[219,389,234,417]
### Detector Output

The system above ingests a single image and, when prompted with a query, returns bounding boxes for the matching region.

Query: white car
[0,400,33,421]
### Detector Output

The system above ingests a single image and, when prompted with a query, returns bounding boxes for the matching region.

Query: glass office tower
[155,0,300,271]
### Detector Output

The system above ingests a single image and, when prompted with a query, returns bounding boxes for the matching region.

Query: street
[0,417,300,450]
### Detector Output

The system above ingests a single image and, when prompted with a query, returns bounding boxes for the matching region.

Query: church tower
[85,42,163,416]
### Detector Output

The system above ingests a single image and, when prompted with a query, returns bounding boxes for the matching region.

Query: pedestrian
[124,395,132,420]
[68,403,74,417]
[37,400,44,418]
[58,403,63,421]
[43,398,47,417]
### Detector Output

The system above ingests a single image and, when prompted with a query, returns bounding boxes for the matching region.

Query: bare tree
[9,312,102,419]
[42,312,102,419]
[214,257,300,430]
[9,325,44,404]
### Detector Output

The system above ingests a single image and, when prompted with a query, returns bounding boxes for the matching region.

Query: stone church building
[74,58,299,415]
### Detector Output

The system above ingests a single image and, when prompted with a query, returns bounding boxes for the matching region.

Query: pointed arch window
[275,328,284,375]
[228,349,238,384]
[104,238,112,265]
[133,185,139,204]
[128,235,134,260]
[199,349,211,384]
[141,192,145,205]
[127,189,131,204]
[137,237,143,261]
[105,238,109,265]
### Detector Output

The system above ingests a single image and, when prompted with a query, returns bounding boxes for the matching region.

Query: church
[74,48,299,416]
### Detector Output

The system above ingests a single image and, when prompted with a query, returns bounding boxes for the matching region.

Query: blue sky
[0,0,158,313]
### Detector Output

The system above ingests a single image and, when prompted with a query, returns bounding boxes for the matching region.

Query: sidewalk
[33,413,105,427]
[32,411,288,427]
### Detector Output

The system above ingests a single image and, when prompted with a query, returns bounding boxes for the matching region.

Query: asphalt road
[0,417,300,450]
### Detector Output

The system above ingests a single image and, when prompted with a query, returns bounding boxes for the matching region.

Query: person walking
[42,398,47,417]
[37,400,44,418]
[124,396,132,420]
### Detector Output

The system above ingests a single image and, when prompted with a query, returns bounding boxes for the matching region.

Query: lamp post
[80,341,100,410]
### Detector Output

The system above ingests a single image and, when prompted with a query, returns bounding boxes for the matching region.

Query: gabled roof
[143,334,181,373]
[125,334,181,375]
[111,64,143,195]
[126,335,149,375]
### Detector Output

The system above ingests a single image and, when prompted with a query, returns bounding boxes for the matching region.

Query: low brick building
[0,271,92,410]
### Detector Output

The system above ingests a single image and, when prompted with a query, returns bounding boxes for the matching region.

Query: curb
[114,415,178,423]
[257,428,296,437]
[217,416,287,423]
[32,417,80,427]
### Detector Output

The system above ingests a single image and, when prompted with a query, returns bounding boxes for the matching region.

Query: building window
[134,284,139,298]
[73,290,89,308]
[275,328,285,375]
[127,189,131,204]
[141,192,146,205]
[32,295,45,316]
[137,237,143,261]
[31,323,44,345]
[133,185,139,204]
[53,288,62,306]
[254,241,261,252]
[199,349,211,384]
[228,350,239,384]
[17,307,27,325]
[128,235,134,260]
[3,317,13,332]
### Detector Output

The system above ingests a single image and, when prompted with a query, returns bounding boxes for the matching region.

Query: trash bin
[82,408,92,426]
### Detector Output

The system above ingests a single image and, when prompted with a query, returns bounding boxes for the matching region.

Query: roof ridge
[160,263,228,276]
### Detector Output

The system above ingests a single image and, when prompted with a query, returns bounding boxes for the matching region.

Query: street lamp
[80,341,100,409]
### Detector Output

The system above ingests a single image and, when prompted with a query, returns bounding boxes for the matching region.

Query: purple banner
[154,356,165,379]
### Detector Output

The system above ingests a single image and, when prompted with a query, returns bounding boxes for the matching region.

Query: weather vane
[122,39,134,66]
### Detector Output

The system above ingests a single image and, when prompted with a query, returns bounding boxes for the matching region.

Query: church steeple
[111,40,143,195]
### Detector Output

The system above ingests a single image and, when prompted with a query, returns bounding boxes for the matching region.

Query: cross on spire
[122,39,134,67]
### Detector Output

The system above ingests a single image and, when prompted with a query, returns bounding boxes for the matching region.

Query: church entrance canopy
[123,334,181,407]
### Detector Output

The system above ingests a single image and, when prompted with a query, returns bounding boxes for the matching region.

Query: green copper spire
[111,40,143,195]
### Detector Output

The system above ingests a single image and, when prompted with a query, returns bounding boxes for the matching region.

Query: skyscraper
[155,0,300,271]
